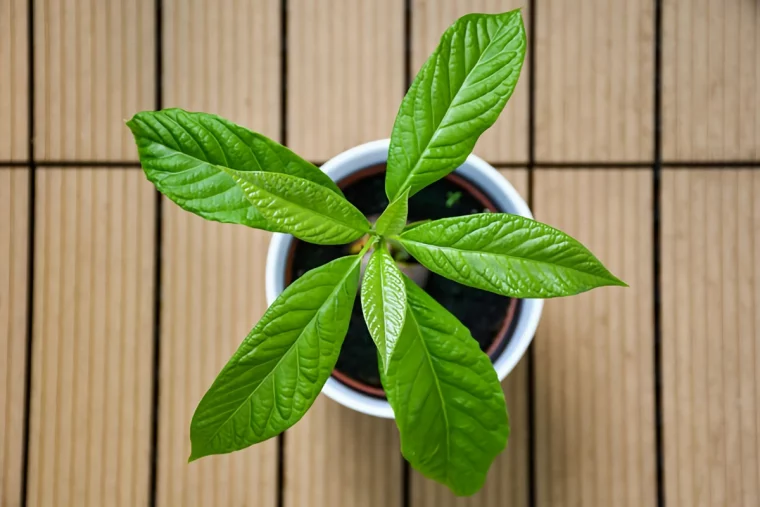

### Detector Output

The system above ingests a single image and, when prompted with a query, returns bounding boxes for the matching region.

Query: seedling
[128,10,624,495]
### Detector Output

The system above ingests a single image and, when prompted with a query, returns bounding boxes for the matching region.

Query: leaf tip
[188,442,211,463]
[124,115,138,133]
[602,268,628,288]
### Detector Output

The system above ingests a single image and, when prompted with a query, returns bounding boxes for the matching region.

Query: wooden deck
[1,0,759,506]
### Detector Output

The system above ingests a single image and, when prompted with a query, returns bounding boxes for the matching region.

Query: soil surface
[287,165,516,396]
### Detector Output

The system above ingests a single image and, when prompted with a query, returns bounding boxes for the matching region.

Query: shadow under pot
[265,140,543,419]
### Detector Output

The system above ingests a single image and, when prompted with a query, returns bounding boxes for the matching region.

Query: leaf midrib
[405,306,452,481]
[392,19,515,199]
[399,238,619,284]
[201,257,360,445]
[232,170,369,236]
[378,253,404,368]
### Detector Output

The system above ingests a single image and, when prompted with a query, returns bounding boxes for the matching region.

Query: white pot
[266,139,543,419]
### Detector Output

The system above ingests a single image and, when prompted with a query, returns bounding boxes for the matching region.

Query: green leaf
[385,10,526,200]
[224,169,370,245]
[400,213,627,298]
[127,108,342,230]
[381,276,509,496]
[402,219,431,233]
[375,188,410,237]
[189,255,361,461]
[360,245,406,371]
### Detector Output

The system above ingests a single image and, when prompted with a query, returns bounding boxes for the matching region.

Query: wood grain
[163,0,281,139]
[156,3,281,504]
[409,169,530,507]
[532,169,656,507]
[157,207,277,507]
[662,0,759,161]
[411,1,529,163]
[535,0,654,162]
[26,168,155,507]
[0,0,27,160]
[661,169,760,507]
[288,0,404,161]
[34,0,154,161]
[282,2,405,503]
[284,398,402,507]
[0,168,29,507]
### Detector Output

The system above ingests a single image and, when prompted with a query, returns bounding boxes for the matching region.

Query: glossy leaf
[127,109,341,230]
[225,169,370,245]
[385,11,526,200]
[189,255,361,461]
[360,245,406,370]
[375,188,410,237]
[381,276,509,496]
[400,213,626,298]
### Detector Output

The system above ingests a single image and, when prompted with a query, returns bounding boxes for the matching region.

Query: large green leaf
[224,169,369,245]
[400,213,626,298]
[385,11,526,200]
[127,109,341,230]
[375,188,409,237]
[381,276,509,496]
[189,255,361,461]
[360,245,406,370]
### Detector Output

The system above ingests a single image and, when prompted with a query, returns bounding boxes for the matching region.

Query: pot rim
[266,139,544,419]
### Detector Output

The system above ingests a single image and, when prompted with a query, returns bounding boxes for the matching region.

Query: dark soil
[286,164,516,396]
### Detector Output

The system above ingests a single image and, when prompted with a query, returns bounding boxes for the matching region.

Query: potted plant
[127,9,625,496]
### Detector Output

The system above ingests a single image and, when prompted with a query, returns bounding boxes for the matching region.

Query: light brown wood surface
[284,398,403,507]
[409,169,530,507]
[288,0,404,161]
[33,0,155,160]
[662,1,759,161]
[661,169,760,507]
[4,1,760,506]
[532,169,656,507]
[155,2,282,505]
[26,168,155,507]
[0,0,27,160]
[0,168,29,507]
[163,0,281,138]
[282,2,406,505]
[535,0,654,162]
[411,1,529,163]
[158,207,277,507]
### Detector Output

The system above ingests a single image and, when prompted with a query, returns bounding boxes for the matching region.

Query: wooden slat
[284,399,402,507]
[0,168,29,507]
[158,208,277,507]
[0,0,27,160]
[288,0,404,161]
[661,169,760,507]
[411,1,529,164]
[283,2,405,504]
[662,1,759,161]
[409,169,529,506]
[535,0,654,162]
[163,0,281,138]
[27,168,155,507]
[533,169,656,507]
[34,0,154,161]
[157,2,281,505]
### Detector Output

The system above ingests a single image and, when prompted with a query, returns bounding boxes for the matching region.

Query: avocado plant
[127,10,625,495]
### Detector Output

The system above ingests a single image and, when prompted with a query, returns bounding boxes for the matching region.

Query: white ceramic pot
[266,139,543,419]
